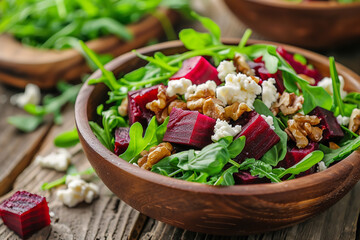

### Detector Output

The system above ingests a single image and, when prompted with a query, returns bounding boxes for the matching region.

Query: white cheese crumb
[317,76,347,99]
[336,115,350,126]
[317,161,327,172]
[35,149,71,172]
[261,115,275,130]
[217,60,236,82]
[49,211,55,218]
[166,78,193,97]
[261,78,278,108]
[185,80,217,100]
[211,119,242,142]
[10,83,41,108]
[57,175,99,207]
[216,73,262,109]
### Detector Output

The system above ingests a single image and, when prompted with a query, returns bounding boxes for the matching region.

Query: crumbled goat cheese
[35,148,71,172]
[185,80,217,100]
[211,119,242,142]
[336,115,350,126]
[261,78,278,108]
[317,161,327,172]
[216,73,261,108]
[261,115,275,130]
[317,76,347,99]
[217,60,236,82]
[166,78,193,97]
[10,83,41,108]
[57,175,99,207]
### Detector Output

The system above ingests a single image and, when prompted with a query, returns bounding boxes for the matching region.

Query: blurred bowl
[224,0,360,49]
[75,39,360,235]
[0,8,178,89]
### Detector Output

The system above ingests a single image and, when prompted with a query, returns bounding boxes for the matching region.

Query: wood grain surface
[0,0,360,239]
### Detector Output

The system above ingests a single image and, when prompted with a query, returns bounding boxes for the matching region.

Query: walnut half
[285,113,323,148]
[138,142,173,170]
[272,92,304,116]
[349,108,360,135]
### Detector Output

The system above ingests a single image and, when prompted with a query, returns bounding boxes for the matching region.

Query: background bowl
[75,39,360,235]
[0,9,178,89]
[223,0,360,49]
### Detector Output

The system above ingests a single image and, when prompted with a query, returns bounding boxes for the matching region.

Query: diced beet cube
[276,47,322,84]
[169,56,222,85]
[234,112,280,162]
[249,57,285,93]
[231,110,257,127]
[114,127,130,156]
[128,85,160,127]
[163,108,216,149]
[233,171,270,185]
[277,142,318,177]
[0,191,51,238]
[309,106,344,141]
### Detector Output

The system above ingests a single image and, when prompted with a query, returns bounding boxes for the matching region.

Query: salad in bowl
[81,13,360,186]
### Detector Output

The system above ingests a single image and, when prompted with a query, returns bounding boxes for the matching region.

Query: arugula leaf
[343,92,360,108]
[320,136,360,167]
[250,161,281,183]
[298,79,332,114]
[227,136,246,158]
[190,11,221,45]
[277,150,324,178]
[253,100,287,166]
[7,115,44,133]
[89,121,111,150]
[214,166,239,186]
[54,127,79,148]
[329,57,345,116]
[179,29,213,50]
[238,29,252,49]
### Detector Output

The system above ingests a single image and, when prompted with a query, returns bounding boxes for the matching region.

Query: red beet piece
[169,56,222,85]
[163,108,216,149]
[114,127,130,156]
[249,57,285,93]
[277,142,318,177]
[128,85,160,127]
[0,191,51,238]
[234,112,280,162]
[233,171,270,185]
[276,47,322,84]
[309,106,344,141]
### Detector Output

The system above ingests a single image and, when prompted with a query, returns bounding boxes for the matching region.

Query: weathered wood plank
[0,84,52,196]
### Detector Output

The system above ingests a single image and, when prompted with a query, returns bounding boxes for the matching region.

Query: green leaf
[190,11,221,45]
[238,29,252,48]
[299,80,333,114]
[250,161,281,183]
[343,92,360,108]
[8,115,44,132]
[89,121,111,150]
[228,136,246,159]
[54,128,80,148]
[293,53,307,65]
[179,29,213,50]
[277,151,324,178]
[329,57,345,116]
[253,100,288,166]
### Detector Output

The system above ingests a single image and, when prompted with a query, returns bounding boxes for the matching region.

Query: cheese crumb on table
[211,119,242,142]
[10,83,41,108]
[217,60,236,82]
[166,78,193,97]
[57,175,99,207]
[35,148,71,172]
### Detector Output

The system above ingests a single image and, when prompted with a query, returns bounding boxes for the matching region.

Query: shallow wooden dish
[75,39,360,235]
[0,8,178,89]
[224,0,360,49]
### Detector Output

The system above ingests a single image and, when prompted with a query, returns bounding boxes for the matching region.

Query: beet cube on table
[170,56,222,85]
[0,191,51,238]
[163,108,216,149]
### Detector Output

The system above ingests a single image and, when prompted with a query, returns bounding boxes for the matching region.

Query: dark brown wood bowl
[75,39,360,235]
[0,8,178,89]
[223,0,360,49]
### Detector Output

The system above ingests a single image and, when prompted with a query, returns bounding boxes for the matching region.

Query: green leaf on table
[54,128,80,148]
[7,115,44,132]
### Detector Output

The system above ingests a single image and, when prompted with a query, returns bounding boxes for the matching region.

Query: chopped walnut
[285,113,323,148]
[186,86,216,113]
[203,98,226,120]
[224,102,251,121]
[137,142,173,170]
[298,74,315,85]
[146,85,178,123]
[187,98,206,113]
[118,97,128,117]
[234,54,255,76]
[272,92,304,116]
[168,100,188,114]
[349,108,360,135]
[329,142,340,150]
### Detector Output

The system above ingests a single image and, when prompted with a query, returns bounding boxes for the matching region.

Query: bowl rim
[75,38,360,197]
[237,0,360,10]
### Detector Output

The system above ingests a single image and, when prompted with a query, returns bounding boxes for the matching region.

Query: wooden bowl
[0,8,178,89]
[223,0,360,49]
[75,39,360,235]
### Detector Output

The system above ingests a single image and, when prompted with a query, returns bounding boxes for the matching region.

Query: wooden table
[1,0,360,239]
